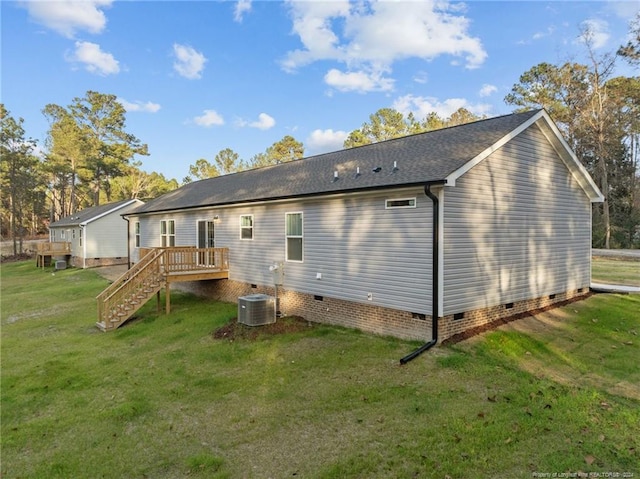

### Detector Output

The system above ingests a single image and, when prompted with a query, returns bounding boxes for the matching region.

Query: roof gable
[50,199,143,228]
[132,109,602,215]
[445,110,604,202]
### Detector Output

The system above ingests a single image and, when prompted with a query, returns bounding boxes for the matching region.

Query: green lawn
[592,256,640,287]
[1,261,638,478]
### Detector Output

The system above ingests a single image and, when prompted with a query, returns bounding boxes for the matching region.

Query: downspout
[400,182,443,365]
[123,216,131,268]
[79,224,86,269]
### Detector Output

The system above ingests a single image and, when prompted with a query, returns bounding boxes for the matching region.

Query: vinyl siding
[84,209,133,258]
[442,123,592,315]
[134,188,433,314]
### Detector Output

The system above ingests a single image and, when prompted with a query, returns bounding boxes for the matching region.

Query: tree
[344,108,411,148]
[111,162,178,201]
[248,135,304,169]
[185,158,220,183]
[42,104,88,220]
[618,13,640,66]
[45,91,149,207]
[344,107,482,149]
[0,105,43,255]
[214,148,246,174]
[505,27,640,248]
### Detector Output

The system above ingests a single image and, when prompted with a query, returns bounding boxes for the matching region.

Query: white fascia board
[534,111,604,203]
[444,110,545,187]
[80,199,142,226]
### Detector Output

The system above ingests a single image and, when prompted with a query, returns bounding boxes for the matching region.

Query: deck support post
[165,283,171,314]
[156,291,161,313]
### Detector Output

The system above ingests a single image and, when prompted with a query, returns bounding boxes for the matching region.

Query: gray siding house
[126,110,603,343]
[49,199,144,268]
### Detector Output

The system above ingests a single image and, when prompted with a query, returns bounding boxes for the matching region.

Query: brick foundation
[178,279,431,342]
[438,288,590,341]
[178,279,589,343]
[70,256,128,268]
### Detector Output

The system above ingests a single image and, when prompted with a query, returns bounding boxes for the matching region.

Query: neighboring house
[49,199,144,269]
[125,110,603,343]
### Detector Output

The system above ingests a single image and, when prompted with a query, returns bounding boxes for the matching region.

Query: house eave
[124,182,437,217]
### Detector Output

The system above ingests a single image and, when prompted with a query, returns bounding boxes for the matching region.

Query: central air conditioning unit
[237,294,276,326]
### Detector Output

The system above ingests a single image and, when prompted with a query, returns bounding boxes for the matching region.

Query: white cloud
[324,68,394,93]
[24,0,112,38]
[173,44,207,79]
[235,113,276,130]
[282,0,487,90]
[479,84,497,98]
[306,129,349,154]
[67,41,119,75]
[532,26,555,41]
[578,19,610,49]
[392,94,492,120]
[194,110,224,127]
[118,98,161,113]
[234,0,252,22]
[250,113,276,130]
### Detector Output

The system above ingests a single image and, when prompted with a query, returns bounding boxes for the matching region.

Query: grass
[592,257,640,287]
[1,260,639,478]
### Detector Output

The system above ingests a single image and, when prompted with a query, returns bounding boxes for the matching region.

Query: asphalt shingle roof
[50,199,138,227]
[133,110,541,215]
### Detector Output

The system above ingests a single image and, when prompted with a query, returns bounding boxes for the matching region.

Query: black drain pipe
[400,182,443,365]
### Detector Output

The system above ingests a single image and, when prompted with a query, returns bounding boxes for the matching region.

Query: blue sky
[2,0,638,182]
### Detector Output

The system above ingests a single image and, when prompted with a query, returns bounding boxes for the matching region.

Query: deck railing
[162,247,229,273]
[37,241,71,255]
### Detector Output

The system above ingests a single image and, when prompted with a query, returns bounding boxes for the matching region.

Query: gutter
[400,181,444,365]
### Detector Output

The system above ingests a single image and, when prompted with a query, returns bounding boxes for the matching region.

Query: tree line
[1,16,638,253]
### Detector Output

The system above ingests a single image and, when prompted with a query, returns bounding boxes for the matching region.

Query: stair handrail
[97,248,164,302]
[96,248,165,326]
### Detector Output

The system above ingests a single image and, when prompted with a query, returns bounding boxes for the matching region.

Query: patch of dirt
[441,293,594,346]
[212,316,313,341]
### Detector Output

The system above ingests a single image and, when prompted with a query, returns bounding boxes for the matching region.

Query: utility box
[55,260,67,270]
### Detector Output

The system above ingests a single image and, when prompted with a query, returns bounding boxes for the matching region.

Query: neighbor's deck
[36,241,71,269]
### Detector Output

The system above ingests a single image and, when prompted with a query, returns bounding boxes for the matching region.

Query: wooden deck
[36,241,71,269]
[97,247,229,331]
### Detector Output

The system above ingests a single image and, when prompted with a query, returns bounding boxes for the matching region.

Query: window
[385,198,416,209]
[72,229,76,240]
[135,222,140,248]
[160,220,175,247]
[79,228,83,247]
[285,212,303,262]
[240,215,254,240]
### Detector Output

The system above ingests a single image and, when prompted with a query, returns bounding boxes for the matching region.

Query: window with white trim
[135,221,140,247]
[285,212,303,262]
[160,220,175,247]
[385,198,416,209]
[240,215,254,240]
[79,228,83,246]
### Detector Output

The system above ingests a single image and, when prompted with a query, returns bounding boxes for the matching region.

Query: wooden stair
[96,249,165,331]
